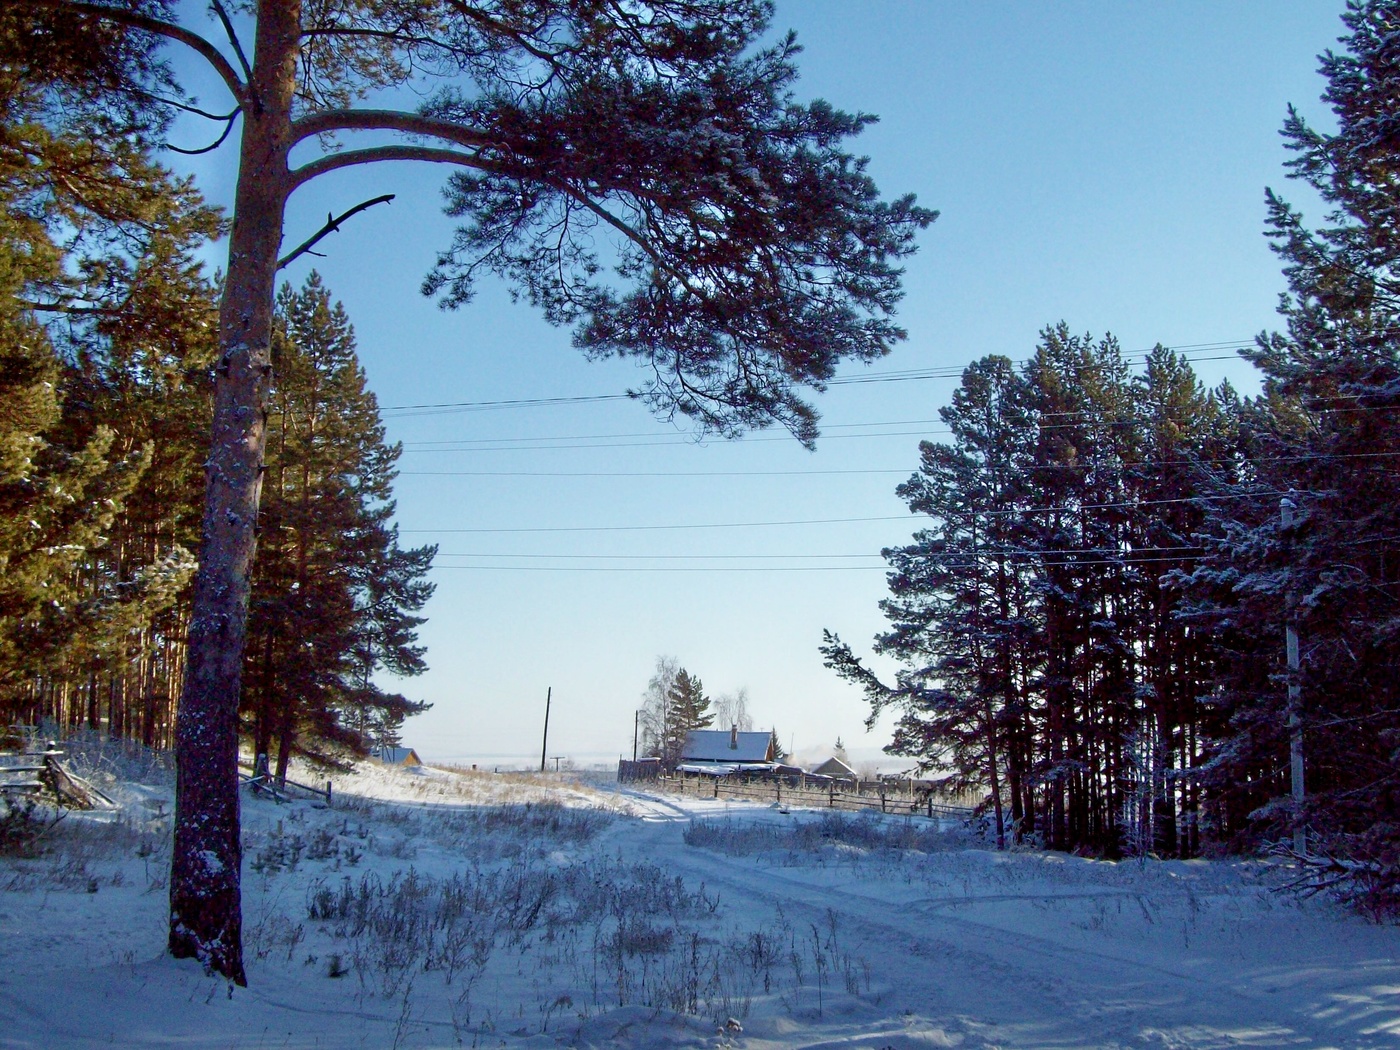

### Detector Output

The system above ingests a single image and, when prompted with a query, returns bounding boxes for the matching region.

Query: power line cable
[396,402,1400,456]
[402,417,949,447]
[400,490,1297,535]
[434,544,1205,560]
[436,553,888,561]
[427,552,1211,573]
[428,537,1400,572]
[380,341,1257,416]
[401,468,910,477]
[396,443,1400,480]
[429,567,823,574]
[399,428,942,454]
[402,514,914,534]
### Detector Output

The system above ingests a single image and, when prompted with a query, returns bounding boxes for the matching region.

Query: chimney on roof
[730,723,738,749]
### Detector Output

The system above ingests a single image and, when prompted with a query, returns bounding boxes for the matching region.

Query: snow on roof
[375,746,421,766]
[812,756,857,778]
[680,729,771,763]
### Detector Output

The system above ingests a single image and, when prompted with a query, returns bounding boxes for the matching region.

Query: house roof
[376,746,421,766]
[680,729,771,763]
[812,756,857,778]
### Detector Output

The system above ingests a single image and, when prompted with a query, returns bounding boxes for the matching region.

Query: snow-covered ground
[0,754,1397,1049]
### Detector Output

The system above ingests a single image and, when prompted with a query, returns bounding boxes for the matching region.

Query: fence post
[713,777,719,799]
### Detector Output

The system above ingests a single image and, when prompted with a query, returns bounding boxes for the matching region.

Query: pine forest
[824,3,1400,898]
[4,0,1400,1003]
[0,21,434,760]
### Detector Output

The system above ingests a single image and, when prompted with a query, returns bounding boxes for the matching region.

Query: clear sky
[171,2,1346,769]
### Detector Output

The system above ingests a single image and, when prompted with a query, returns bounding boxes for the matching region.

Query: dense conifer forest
[0,250,434,763]
[824,3,1400,908]
[0,10,433,758]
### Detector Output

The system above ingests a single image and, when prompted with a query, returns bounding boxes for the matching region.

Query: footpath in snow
[0,753,1397,1049]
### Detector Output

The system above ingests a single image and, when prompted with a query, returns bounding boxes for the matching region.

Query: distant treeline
[826,5,1400,893]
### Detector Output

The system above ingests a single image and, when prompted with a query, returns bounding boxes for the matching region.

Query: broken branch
[276,194,396,270]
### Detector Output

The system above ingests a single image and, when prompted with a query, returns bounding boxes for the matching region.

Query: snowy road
[1,763,1397,1049]
[609,784,1400,1049]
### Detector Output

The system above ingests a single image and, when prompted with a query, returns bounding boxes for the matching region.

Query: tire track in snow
[606,792,1376,1049]
[668,835,1193,1049]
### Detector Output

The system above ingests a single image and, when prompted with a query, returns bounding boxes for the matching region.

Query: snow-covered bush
[58,730,174,790]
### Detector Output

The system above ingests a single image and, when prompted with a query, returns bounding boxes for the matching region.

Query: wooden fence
[0,741,113,809]
[237,757,332,804]
[654,771,976,822]
[617,758,662,783]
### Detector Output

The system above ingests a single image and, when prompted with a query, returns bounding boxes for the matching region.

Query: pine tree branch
[289,108,503,150]
[209,0,253,84]
[277,194,397,270]
[286,112,713,302]
[287,140,675,282]
[17,298,123,315]
[167,110,240,155]
[120,86,240,123]
[439,0,573,72]
[37,0,248,104]
[287,144,495,188]
[298,25,460,53]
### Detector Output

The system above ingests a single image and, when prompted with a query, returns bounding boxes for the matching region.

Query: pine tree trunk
[167,0,298,985]
[982,699,1005,849]
[252,631,275,766]
[275,721,293,783]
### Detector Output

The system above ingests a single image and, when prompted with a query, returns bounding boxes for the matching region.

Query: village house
[811,755,857,780]
[372,745,422,767]
[676,724,775,774]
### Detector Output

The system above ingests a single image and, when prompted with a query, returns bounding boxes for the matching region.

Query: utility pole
[540,687,551,774]
[1281,495,1306,854]
[632,710,640,762]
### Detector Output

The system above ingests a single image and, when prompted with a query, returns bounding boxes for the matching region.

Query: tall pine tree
[26,0,933,979]
[1185,0,1400,899]
[825,355,1036,849]
[0,3,221,742]
[243,274,434,778]
[828,331,1238,857]
[662,669,713,768]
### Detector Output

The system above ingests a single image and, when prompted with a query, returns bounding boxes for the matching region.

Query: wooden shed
[811,756,857,780]
[374,746,422,767]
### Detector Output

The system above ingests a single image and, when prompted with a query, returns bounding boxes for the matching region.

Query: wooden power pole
[540,687,552,774]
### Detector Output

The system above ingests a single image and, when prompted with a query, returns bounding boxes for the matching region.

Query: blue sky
[172,2,1345,768]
